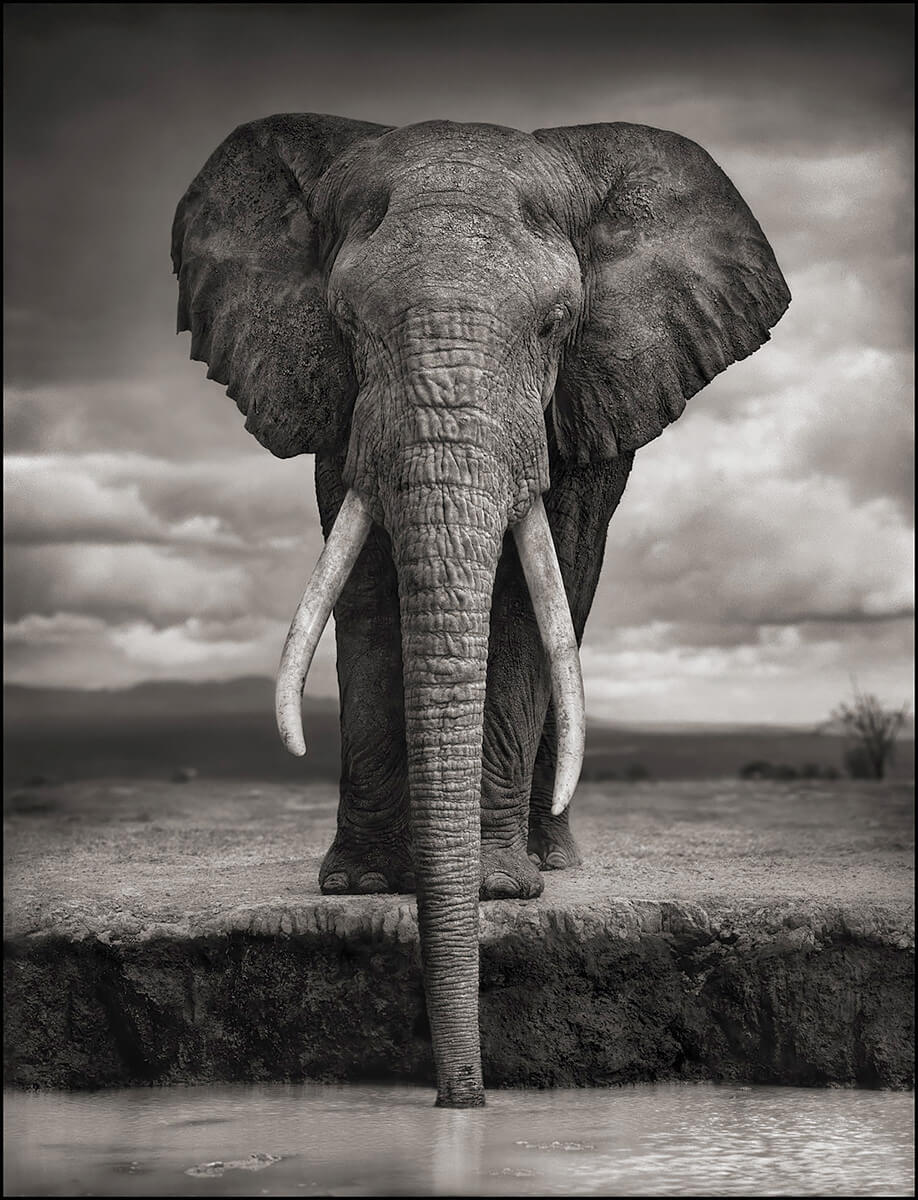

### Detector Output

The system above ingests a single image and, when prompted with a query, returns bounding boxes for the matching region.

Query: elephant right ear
[172,113,392,457]
[534,123,791,462]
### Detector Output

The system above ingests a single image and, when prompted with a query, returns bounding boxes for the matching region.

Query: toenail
[356,872,389,893]
[321,872,349,893]
[483,872,520,897]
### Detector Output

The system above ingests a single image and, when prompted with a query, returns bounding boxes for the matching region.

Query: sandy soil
[4,777,913,940]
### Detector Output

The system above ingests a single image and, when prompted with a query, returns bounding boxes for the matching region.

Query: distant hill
[3,677,913,787]
[3,677,342,786]
[4,676,314,721]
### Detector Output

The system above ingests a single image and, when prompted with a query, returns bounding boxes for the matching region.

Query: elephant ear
[534,123,791,461]
[172,113,392,457]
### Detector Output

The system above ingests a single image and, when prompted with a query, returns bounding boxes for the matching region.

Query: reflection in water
[3,1081,914,1197]
[430,1108,485,1194]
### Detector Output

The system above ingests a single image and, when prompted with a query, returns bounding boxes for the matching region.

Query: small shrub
[827,684,910,780]
[844,744,874,780]
[771,764,799,780]
[739,760,774,780]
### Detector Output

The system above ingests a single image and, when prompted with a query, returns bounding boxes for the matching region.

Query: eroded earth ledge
[4,779,914,1090]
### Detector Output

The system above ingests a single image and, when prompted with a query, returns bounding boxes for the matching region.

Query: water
[4,1082,914,1197]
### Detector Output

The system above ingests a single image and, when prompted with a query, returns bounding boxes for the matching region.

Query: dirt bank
[4,779,913,1090]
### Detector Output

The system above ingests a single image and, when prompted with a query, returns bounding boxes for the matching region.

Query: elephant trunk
[387,481,504,1108]
[275,394,586,1107]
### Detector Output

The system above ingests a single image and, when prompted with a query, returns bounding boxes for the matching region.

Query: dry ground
[4,777,913,939]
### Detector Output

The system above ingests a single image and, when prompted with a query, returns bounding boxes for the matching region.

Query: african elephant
[172,114,789,1106]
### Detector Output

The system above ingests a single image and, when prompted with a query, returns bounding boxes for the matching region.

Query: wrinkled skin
[173,115,790,1106]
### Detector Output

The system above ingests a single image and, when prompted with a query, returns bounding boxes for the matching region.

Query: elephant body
[173,115,789,1106]
[315,428,633,898]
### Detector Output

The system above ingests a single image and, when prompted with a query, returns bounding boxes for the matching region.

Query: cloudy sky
[4,3,914,725]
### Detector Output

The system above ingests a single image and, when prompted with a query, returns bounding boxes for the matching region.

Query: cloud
[653,326,913,518]
[785,349,914,519]
[726,143,914,331]
[581,613,913,725]
[107,616,280,669]
[3,611,339,694]
[2,448,336,685]
[5,3,911,389]
[3,377,263,459]
[3,455,249,549]
[4,542,255,628]
[596,411,913,632]
[3,451,317,547]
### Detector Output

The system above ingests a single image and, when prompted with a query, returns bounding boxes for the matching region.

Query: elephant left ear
[534,123,791,461]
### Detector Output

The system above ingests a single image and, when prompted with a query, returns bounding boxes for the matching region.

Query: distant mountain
[4,676,333,722]
[3,677,913,786]
[3,677,342,787]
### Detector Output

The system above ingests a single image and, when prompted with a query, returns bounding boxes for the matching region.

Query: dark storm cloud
[4,2,912,500]
[4,2,912,385]
[3,3,913,715]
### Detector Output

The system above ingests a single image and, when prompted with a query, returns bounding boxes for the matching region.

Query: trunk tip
[435,1091,486,1108]
[434,1066,486,1108]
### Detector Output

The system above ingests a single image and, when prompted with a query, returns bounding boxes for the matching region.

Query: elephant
[172,113,790,1107]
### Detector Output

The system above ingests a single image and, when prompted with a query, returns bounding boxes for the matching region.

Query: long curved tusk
[276,488,372,756]
[513,496,586,815]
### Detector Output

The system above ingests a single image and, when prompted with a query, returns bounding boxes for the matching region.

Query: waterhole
[4,1082,913,1196]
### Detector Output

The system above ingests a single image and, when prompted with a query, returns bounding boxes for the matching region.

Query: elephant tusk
[276,488,372,756]
[513,497,586,815]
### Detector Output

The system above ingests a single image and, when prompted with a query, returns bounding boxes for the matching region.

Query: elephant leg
[527,701,581,868]
[527,444,635,869]
[314,454,413,895]
[479,537,550,900]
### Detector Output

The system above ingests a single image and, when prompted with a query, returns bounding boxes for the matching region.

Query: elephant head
[172,114,789,1106]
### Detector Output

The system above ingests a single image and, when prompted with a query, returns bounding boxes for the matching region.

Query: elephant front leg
[527,701,581,869]
[479,537,551,900]
[479,438,635,876]
[315,456,413,895]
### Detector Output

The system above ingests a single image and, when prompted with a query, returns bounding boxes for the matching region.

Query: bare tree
[826,681,910,780]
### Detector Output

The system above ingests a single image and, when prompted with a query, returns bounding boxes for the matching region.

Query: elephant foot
[319,834,415,895]
[527,815,582,871]
[479,843,544,900]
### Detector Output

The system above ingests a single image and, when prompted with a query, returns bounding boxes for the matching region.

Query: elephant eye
[332,298,357,334]
[539,304,566,339]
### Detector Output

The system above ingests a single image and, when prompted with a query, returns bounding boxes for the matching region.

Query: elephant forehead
[381,118,538,163]
[351,120,561,205]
